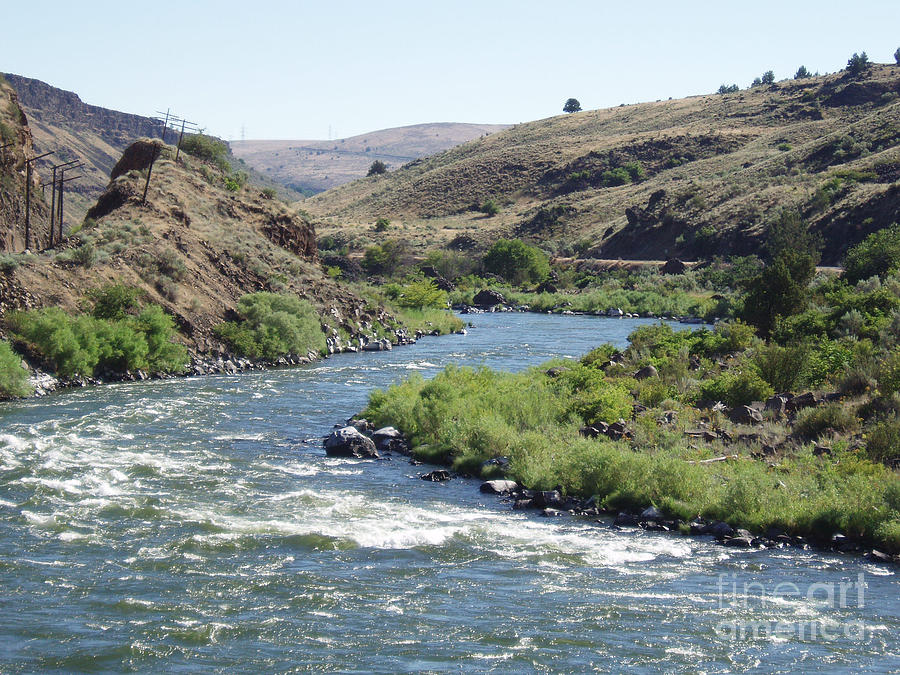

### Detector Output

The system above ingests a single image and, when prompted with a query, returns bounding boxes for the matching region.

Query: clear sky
[3,1,898,141]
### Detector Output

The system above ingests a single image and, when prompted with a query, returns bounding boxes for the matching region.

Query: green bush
[87,284,141,320]
[698,367,774,407]
[0,340,31,399]
[362,239,407,277]
[865,416,900,464]
[843,224,900,284]
[392,280,448,309]
[213,292,325,360]
[480,199,500,216]
[794,403,858,440]
[367,160,387,176]
[718,84,739,94]
[374,217,390,232]
[6,303,185,377]
[601,167,632,186]
[878,348,900,397]
[846,52,871,77]
[180,134,229,171]
[482,239,549,285]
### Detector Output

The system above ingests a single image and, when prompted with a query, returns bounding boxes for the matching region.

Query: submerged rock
[420,470,452,482]
[324,427,379,458]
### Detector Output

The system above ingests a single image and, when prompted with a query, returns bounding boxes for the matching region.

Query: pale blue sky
[3,1,898,140]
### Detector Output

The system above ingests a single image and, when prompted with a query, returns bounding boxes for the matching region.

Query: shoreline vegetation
[354,225,900,561]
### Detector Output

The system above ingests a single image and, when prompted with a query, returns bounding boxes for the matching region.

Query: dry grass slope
[307,66,900,264]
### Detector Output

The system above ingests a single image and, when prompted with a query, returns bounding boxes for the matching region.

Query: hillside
[231,122,510,194]
[0,138,408,359]
[306,65,900,265]
[3,73,301,226]
[0,75,49,252]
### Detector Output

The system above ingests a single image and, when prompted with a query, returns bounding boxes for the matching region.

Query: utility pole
[48,159,80,247]
[56,172,81,241]
[142,145,161,204]
[174,117,197,162]
[23,151,53,252]
[157,109,172,143]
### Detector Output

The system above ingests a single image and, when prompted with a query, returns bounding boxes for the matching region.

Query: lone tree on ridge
[563,98,582,113]
[367,160,387,176]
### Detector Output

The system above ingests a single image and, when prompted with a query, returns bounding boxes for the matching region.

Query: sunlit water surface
[0,313,896,673]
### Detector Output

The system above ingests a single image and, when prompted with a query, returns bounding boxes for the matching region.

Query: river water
[0,313,896,673]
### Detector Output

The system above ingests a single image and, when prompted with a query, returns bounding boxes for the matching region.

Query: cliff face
[3,74,158,153]
[0,76,49,252]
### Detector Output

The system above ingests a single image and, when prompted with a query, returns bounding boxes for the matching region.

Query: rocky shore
[323,418,899,566]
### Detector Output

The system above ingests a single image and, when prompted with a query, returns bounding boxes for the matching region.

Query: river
[0,313,897,673]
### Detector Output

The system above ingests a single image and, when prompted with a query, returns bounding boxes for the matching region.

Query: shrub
[878,348,900,397]
[698,368,773,407]
[0,340,31,399]
[794,66,811,79]
[362,239,407,277]
[794,403,858,439]
[261,187,277,199]
[718,84,739,94]
[87,284,141,320]
[761,70,775,85]
[482,239,549,285]
[842,224,900,284]
[213,292,325,360]
[391,280,448,309]
[374,217,390,232]
[480,199,500,216]
[0,254,19,273]
[866,416,900,464]
[180,134,229,171]
[601,167,632,186]
[754,342,808,392]
[6,303,185,377]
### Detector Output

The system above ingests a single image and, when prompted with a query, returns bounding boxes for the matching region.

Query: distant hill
[2,73,301,225]
[306,65,900,265]
[231,122,511,194]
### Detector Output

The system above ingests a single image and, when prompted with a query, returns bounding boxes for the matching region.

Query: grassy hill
[231,122,510,194]
[306,65,900,265]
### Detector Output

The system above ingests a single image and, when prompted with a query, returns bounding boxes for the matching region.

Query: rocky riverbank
[323,417,899,566]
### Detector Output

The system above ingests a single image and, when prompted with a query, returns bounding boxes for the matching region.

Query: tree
[761,70,775,85]
[846,52,871,77]
[718,84,739,94]
[482,238,550,285]
[367,160,387,176]
[794,65,810,79]
[751,77,762,87]
[894,47,900,65]
[563,98,582,113]
[740,210,820,336]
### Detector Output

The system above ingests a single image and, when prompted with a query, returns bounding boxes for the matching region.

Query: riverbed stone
[480,479,519,495]
[324,426,379,458]
[634,365,658,380]
[640,506,665,522]
[420,470,452,482]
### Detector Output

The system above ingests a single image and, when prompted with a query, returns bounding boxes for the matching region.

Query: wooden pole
[175,118,186,162]
[24,161,31,251]
[142,146,160,204]
[49,165,57,247]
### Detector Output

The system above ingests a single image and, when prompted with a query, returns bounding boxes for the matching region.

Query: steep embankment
[307,65,900,265]
[3,73,301,226]
[0,138,407,359]
[0,75,49,253]
[231,122,510,194]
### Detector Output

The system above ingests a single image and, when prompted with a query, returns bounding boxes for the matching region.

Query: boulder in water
[324,426,379,458]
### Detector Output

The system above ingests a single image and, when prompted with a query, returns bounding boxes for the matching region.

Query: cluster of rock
[323,420,410,459]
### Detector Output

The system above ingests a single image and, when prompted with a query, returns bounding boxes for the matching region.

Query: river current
[0,313,897,673]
